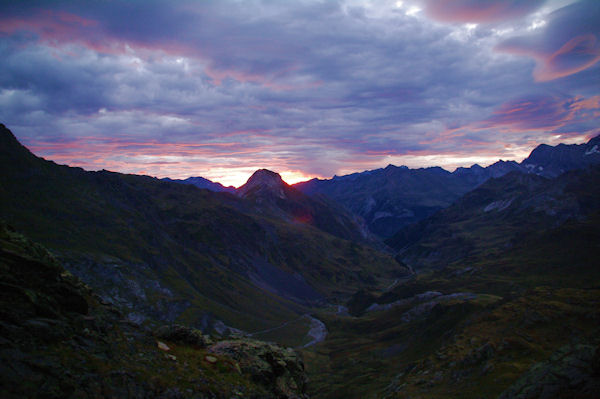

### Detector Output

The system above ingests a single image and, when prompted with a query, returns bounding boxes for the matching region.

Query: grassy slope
[301,170,600,398]
[0,223,310,399]
[0,124,401,334]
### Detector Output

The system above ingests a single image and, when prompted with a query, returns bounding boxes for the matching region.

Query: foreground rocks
[0,223,309,399]
[499,344,600,399]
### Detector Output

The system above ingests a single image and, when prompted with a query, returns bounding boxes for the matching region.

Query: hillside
[0,124,405,339]
[302,166,600,399]
[0,222,310,399]
[386,167,600,271]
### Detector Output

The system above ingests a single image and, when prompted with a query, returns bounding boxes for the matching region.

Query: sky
[1,0,599,187]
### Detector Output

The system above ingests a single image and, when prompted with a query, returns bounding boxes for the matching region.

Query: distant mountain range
[294,135,600,238]
[164,136,600,240]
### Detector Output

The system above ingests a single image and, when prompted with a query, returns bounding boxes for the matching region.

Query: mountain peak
[237,169,288,198]
[0,124,38,164]
[1,123,21,149]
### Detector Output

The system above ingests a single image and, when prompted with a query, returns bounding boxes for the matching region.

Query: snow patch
[585,145,599,155]
[484,197,514,213]
[373,211,394,220]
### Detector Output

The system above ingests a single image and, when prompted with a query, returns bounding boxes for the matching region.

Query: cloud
[497,0,600,81]
[0,0,599,183]
[483,95,573,130]
[422,0,545,24]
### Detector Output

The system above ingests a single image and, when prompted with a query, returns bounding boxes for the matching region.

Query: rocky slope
[0,222,309,398]
[522,135,600,178]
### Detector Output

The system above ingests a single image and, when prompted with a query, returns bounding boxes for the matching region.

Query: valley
[1,123,599,398]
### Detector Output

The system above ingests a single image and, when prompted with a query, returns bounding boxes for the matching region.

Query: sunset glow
[1,0,598,184]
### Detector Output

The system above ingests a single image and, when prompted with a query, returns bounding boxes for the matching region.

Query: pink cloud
[481,94,600,132]
[495,1,600,82]
[499,34,600,82]
[422,0,544,24]
[483,96,571,131]
[24,136,261,159]
[0,8,306,90]
[0,10,99,43]
[534,34,600,81]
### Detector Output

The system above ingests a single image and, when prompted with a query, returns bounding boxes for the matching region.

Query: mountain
[237,169,374,244]
[163,175,236,193]
[238,168,288,198]
[295,165,481,239]
[0,124,404,338]
[453,160,525,185]
[521,135,600,177]
[386,166,600,271]
[294,135,600,239]
[305,166,600,399]
[0,222,309,399]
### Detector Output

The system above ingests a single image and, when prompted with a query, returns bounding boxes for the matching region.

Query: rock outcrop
[499,344,600,399]
[0,222,310,399]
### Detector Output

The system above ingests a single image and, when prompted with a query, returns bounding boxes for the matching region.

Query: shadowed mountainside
[303,166,600,399]
[237,169,375,245]
[386,167,600,271]
[0,124,406,337]
[294,135,600,239]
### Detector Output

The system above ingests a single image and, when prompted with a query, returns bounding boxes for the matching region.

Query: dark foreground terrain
[1,123,600,398]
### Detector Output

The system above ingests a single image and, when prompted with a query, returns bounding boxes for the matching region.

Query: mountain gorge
[303,164,600,398]
[0,124,404,337]
[1,122,600,398]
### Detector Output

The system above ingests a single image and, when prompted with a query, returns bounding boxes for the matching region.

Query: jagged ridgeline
[295,135,600,239]
[0,124,404,336]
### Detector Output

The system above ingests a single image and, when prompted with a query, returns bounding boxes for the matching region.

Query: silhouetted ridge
[0,124,42,169]
[163,176,235,193]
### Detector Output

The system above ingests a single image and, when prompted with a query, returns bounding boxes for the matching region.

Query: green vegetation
[0,222,309,398]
